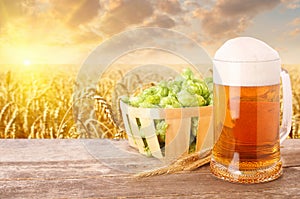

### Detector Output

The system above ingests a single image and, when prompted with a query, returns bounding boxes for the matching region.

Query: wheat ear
[0,102,14,122]
[28,115,42,139]
[94,95,122,138]
[135,149,212,178]
[4,108,18,138]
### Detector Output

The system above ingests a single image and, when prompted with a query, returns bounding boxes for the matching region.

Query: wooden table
[0,139,299,198]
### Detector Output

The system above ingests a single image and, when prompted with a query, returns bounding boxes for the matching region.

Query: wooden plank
[0,139,298,198]
[0,139,298,168]
[0,139,164,174]
[0,165,299,198]
[281,139,300,167]
[0,139,92,162]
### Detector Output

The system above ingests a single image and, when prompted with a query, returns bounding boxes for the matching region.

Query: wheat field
[0,64,299,139]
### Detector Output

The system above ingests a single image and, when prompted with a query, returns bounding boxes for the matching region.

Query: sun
[23,59,31,66]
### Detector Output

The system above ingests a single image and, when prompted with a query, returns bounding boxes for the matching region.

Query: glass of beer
[210,37,293,183]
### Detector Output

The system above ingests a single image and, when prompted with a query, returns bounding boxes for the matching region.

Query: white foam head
[213,37,281,86]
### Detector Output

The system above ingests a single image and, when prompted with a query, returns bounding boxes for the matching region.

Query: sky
[0,0,300,65]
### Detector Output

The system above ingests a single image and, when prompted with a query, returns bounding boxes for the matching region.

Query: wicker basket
[120,100,213,161]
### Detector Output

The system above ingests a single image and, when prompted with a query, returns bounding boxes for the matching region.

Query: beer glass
[210,37,293,183]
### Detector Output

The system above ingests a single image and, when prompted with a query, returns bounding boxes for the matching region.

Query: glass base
[210,158,283,184]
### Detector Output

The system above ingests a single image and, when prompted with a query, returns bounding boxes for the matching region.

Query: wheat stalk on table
[135,149,212,178]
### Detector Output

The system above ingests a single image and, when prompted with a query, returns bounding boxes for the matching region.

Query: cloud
[67,0,100,27]
[96,0,154,35]
[193,0,281,40]
[101,0,122,10]
[184,0,214,9]
[157,0,183,15]
[0,0,102,49]
[50,0,100,28]
[2,0,297,64]
[144,14,176,28]
[218,0,281,16]
[72,26,102,44]
[287,17,300,37]
[289,28,300,36]
[0,0,25,30]
[289,17,300,26]
[1,0,186,48]
[0,0,23,17]
[281,0,300,9]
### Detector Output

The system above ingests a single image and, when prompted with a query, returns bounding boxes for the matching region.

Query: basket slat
[196,106,213,151]
[165,108,191,160]
[120,102,138,148]
[127,114,147,155]
[140,118,163,159]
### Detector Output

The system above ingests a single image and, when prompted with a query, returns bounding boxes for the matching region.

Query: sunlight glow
[23,59,31,66]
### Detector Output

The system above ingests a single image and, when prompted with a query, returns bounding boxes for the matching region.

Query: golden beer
[211,84,282,183]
